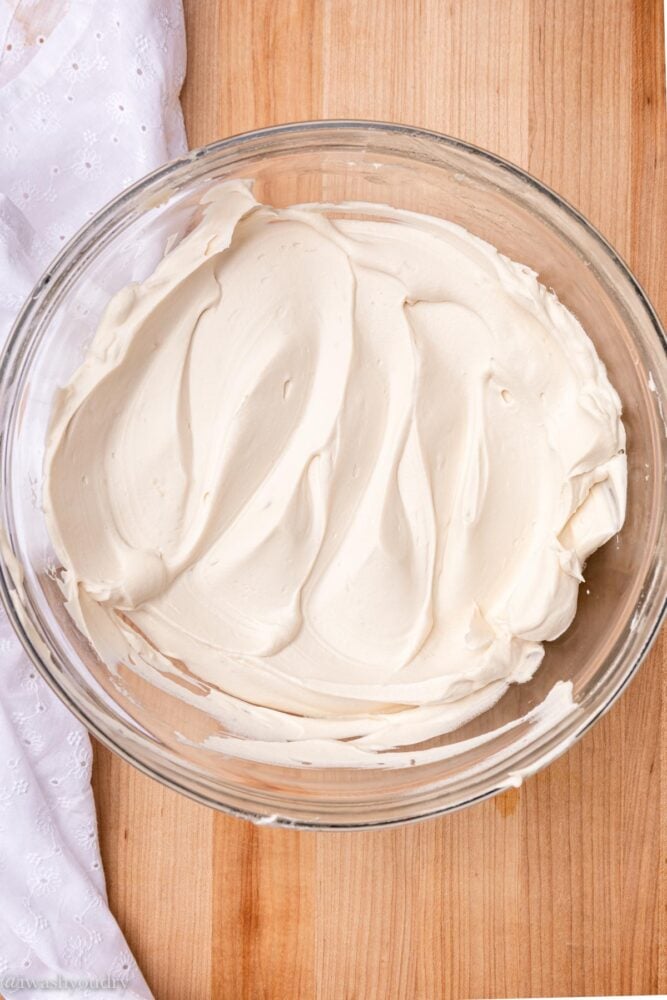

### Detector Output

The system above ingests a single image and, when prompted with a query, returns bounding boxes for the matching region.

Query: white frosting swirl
[43,181,626,766]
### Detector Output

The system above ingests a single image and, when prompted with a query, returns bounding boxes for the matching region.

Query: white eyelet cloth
[0,2,187,996]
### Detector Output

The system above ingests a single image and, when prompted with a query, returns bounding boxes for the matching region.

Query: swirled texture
[43,181,626,766]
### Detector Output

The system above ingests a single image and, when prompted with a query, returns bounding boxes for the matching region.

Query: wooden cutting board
[92,2,666,997]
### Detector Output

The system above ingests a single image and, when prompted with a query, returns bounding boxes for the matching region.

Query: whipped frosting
[43,181,627,767]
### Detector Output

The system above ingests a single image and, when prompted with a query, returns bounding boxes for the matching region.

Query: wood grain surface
[92,2,667,997]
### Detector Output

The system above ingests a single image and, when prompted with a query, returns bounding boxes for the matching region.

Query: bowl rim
[0,118,665,830]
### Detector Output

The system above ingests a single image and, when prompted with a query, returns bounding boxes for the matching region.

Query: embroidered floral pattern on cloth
[0,2,187,995]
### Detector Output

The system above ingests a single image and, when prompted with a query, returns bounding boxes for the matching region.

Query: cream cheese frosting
[43,180,627,766]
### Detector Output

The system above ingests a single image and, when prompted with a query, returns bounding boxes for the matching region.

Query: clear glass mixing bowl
[1,122,665,829]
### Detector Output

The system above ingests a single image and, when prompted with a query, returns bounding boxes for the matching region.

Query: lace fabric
[0,2,187,996]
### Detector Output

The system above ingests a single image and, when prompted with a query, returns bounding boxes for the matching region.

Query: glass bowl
[1,121,665,829]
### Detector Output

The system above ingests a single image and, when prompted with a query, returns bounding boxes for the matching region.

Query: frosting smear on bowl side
[43,181,626,766]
